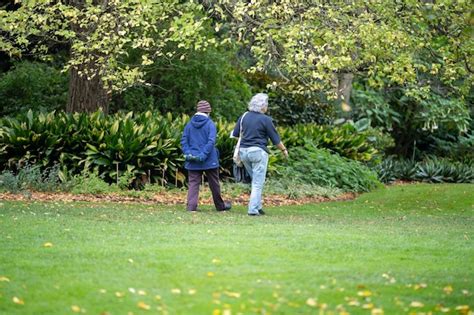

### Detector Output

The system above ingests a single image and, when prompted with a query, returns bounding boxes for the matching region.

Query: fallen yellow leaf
[223,309,231,315]
[443,285,453,294]
[348,300,360,306]
[0,276,10,282]
[212,258,221,264]
[137,301,150,310]
[207,272,215,277]
[212,309,221,315]
[43,242,53,248]
[171,288,181,294]
[115,291,125,297]
[358,290,372,297]
[306,298,317,307]
[372,308,384,315]
[462,289,469,295]
[138,290,146,296]
[71,305,81,313]
[410,301,424,308]
[223,291,240,298]
[440,307,450,312]
[362,303,374,309]
[155,295,161,300]
[12,296,24,305]
[188,289,197,295]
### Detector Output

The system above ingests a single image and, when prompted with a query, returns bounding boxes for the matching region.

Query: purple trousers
[186,168,225,211]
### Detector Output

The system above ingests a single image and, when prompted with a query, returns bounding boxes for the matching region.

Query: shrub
[426,130,474,162]
[0,163,65,193]
[271,143,381,193]
[70,170,120,195]
[376,157,474,184]
[0,170,20,193]
[0,61,67,116]
[278,122,386,162]
[0,110,381,188]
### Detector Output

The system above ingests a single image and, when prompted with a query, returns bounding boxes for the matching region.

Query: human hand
[282,149,289,159]
[185,154,204,162]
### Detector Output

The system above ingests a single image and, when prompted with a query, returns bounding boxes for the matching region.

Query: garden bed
[0,190,356,206]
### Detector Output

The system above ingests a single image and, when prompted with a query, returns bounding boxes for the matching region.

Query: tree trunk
[65,0,110,113]
[332,72,354,119]
[66,66,110,113]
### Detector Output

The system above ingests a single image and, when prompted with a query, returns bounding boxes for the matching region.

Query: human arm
[180,124,190,155]
[265,117,287,158]
[199,121,217,161]
[276,142,289,159]
[230,116,241,138]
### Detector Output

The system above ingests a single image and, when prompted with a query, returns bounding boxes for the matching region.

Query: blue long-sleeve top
[181,113,219,170]
[232,111,281,153]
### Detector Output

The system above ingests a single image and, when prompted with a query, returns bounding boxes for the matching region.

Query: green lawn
[0,184,473,314]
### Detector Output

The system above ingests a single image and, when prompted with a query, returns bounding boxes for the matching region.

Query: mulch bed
[0,191,357,206]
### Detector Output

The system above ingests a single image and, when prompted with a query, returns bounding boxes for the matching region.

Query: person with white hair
[231,93,288,216]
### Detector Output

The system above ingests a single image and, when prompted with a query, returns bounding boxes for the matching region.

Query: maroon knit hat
[196,100,212,113]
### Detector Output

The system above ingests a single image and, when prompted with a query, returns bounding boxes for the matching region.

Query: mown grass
[0,183,473,314]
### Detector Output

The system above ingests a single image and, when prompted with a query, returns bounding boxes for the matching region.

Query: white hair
[248,93,268,113]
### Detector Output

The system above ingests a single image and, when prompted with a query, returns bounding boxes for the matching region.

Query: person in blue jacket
[181,100,232,212]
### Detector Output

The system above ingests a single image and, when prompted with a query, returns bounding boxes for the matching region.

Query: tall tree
[212,0,472,119]
[0,0,214,112]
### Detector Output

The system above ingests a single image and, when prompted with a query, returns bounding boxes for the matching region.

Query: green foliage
[0,1,215,94]
[0,170,20,193]
[217,1,472,99]
[278,123,387,162]
[110,47,252,121]
[0,110,186,186]
[272,143,381,193]
[376,157,474,184]
[264,178,342,200]
[70,170,120,195]
[245,72,334,125]
[0,163,65,193]
[0,61,67,116]
[0,110,382,188]
[268,91,333,126]
[352,85,472,158]
[426,130,474,163]
[352,87,401,131]
[110,87,155,113]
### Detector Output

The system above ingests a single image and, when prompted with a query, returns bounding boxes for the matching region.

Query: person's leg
[205,168,226,210]
[241,148,268,215]
[187,170,202,211]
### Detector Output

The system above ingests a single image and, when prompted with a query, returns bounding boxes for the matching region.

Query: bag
[232,137,243,166]
[232,112,249,167]
[233,163,251,183]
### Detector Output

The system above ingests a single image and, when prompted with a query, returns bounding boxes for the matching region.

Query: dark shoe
[248,212,260,216]
[258,209,266,215]
[188,208,200,212]
[217,202,232,211]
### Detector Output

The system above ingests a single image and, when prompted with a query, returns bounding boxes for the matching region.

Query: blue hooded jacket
[181,114,219,170]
